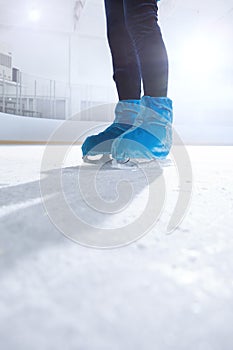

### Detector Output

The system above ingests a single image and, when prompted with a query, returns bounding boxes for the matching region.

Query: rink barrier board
[0,140,83,145]
[0,112,233,145]
[0,112,108,143]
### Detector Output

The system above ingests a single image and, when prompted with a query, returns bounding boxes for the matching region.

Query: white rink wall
[0,112,233,145]
[0,113,108,143]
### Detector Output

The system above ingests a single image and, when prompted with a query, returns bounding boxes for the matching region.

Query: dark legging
[104,0,168,100]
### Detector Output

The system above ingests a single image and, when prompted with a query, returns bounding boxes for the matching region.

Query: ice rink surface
[0,145,233,350]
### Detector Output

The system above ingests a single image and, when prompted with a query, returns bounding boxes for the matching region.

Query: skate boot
[82,99,140,164]
[111,96,173,164]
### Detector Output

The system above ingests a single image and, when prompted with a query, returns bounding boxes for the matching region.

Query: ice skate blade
[83,154,112,165]
[111,158,172,170]
[111,159,136,170]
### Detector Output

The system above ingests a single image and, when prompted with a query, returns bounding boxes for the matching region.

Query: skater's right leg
[104,0,141,100]
[82,0,142,161]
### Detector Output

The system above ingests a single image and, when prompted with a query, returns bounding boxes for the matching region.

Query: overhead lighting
[28,9,41,22]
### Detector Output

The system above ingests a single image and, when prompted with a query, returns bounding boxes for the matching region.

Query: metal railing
[0,72,69,119]
[0,71,117,120]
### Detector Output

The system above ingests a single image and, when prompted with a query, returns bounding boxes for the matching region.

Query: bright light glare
[181,35,223,78]
[28,9,41,22]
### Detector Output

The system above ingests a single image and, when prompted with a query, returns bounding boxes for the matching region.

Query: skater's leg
[111,0,173,162]
[104,0,141,100]
[82,0,142,160]
[123,0,168,97]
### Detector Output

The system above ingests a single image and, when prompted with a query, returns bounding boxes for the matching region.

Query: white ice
[0,145,233,350]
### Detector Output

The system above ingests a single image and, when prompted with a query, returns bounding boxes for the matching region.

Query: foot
[111,96,173,163]
[82,99,141,161]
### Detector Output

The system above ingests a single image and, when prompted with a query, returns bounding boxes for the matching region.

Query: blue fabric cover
[112,96,173,161]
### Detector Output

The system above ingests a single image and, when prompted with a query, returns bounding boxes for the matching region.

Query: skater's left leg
[123,0,168,97]
[112,0,173,162]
